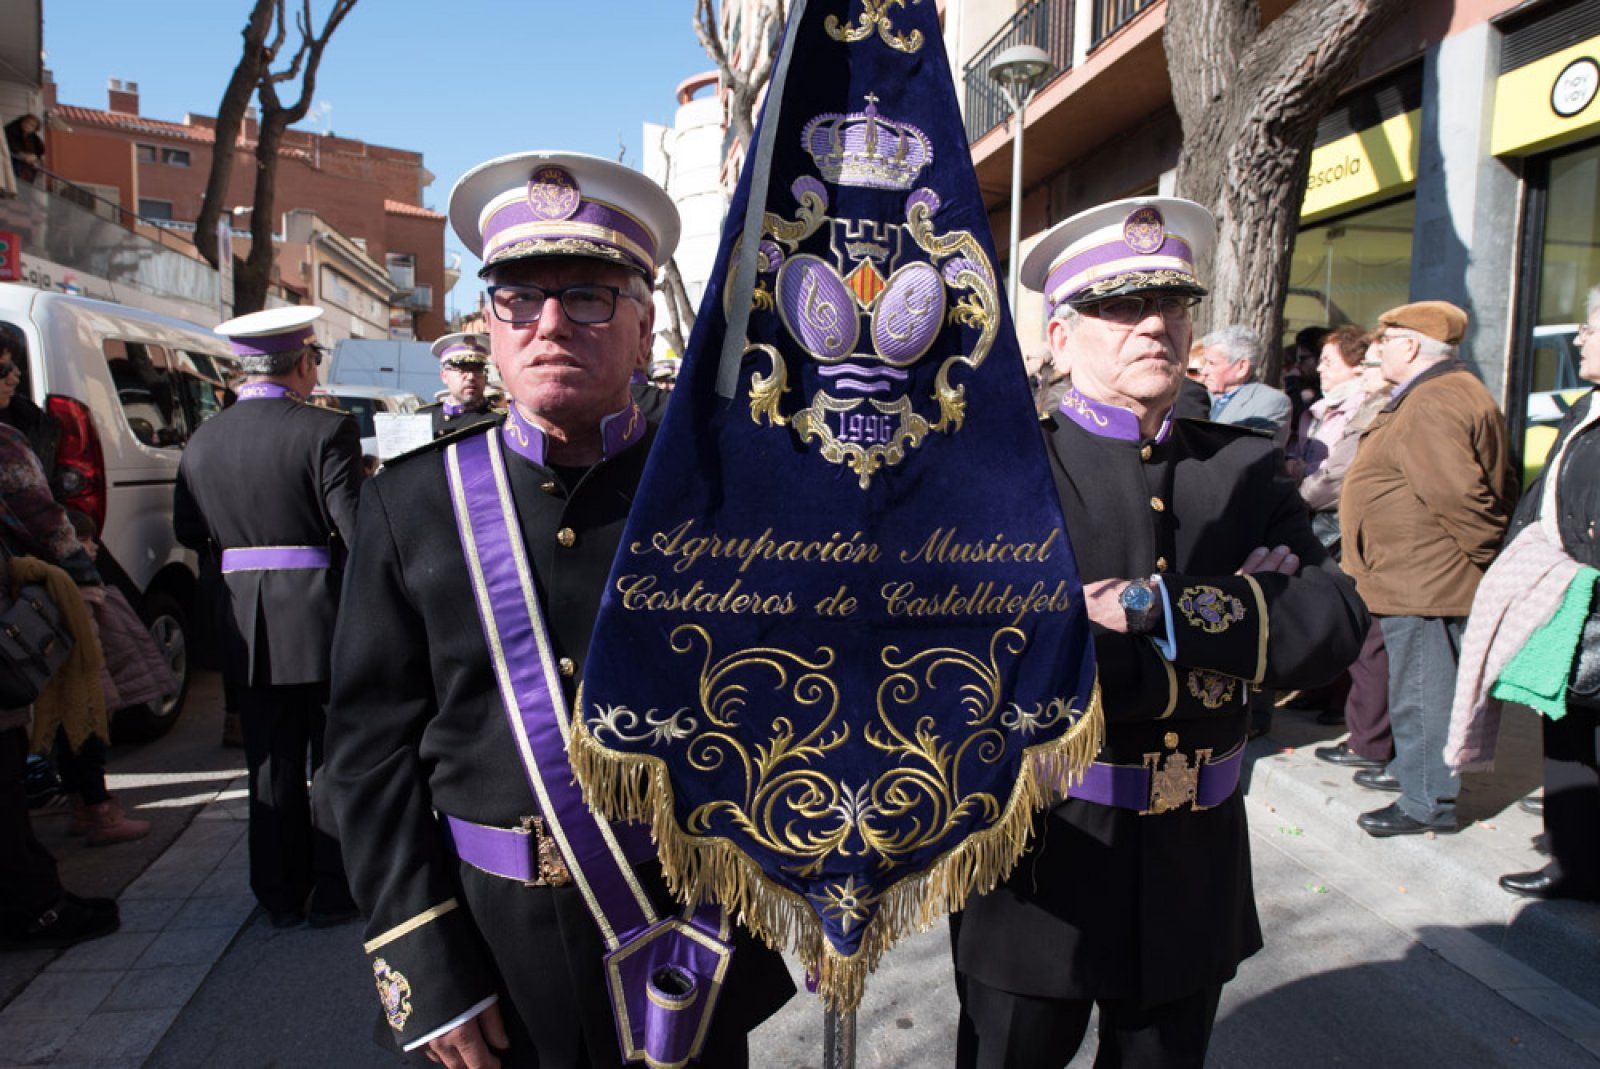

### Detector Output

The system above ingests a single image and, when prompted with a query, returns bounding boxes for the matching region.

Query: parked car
[0,284,236,739]
[310,383,422,457]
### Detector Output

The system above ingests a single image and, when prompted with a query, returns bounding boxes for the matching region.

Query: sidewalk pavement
[2,678,1598,1066]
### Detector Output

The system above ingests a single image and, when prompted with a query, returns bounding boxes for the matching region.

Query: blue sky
[43,0,715,316]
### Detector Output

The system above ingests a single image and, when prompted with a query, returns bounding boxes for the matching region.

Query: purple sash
[445,429,731,1068]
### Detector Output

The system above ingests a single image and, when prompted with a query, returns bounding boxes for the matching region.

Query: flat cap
[1378,300,1467,346]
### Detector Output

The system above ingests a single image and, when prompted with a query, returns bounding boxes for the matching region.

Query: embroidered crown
[802,95,933,191]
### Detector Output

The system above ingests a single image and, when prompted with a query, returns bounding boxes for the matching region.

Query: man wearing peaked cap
[325,153,793,1068]
[951,198,1368,1067]
[422,332,499,438]
[174,305,363,929]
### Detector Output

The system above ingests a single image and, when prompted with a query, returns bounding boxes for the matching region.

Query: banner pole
[823,1006,857,1069]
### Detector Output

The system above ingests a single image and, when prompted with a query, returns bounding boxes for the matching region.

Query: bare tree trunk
[1166,0,1406,384]
[194,0,281,270]
[694,0,787,151]
[232,0,360,314]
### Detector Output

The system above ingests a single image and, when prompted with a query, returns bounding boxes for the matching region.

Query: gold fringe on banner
[569,682,1104,1012]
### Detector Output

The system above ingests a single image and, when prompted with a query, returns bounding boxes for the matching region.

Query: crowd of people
[1,95,1596,1069]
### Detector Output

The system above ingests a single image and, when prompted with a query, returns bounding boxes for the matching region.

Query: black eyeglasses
[443,362,488,375]
[1076,294,1201,327]
[0,363,19,380]
[487,284,628,326]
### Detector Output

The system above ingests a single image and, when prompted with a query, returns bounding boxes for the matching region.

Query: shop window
[1518,140,1600,482]
[1285,196,1415,343]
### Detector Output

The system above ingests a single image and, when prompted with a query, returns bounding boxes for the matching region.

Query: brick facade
[44,80,446,339]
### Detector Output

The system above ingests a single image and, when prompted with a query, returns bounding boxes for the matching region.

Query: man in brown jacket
[1340,301,1518,835]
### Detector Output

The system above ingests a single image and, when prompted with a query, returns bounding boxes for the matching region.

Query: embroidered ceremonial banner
[574,0,1100,1009]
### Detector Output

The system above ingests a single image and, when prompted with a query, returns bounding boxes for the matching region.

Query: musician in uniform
[325,152,794,1069]
[951,198,1369,1067]
[422,332,500,438]
[173,306,362,927]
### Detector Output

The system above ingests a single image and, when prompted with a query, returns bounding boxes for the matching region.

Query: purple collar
[1057,388,1172,444]
[442,398,488,418]
[236,382,300,403]
[500,400,646,467]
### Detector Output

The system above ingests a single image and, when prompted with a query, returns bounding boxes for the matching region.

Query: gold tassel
[569,681,1104,1011]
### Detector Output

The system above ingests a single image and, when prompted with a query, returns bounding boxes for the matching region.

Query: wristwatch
[1119,578,1161,635]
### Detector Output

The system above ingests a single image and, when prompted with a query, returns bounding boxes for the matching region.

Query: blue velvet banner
[574,0,1100,1009]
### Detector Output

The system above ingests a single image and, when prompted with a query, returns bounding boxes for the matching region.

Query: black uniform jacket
[423,400,501,439]
[955,414,1369,1006]
[325,419,794,1064]
[173,395,362,688]
[1510,389,1600,566]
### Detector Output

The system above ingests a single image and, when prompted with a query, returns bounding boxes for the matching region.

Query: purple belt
[1068,743,1245,815]
[447,430,730,1068]
[445,814,655,884]
[220,546,331,573]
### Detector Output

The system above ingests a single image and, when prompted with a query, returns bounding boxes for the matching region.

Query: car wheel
[111,589,191,743]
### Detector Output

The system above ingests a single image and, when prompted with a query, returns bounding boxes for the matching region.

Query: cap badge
[1123,206,1166,255]
[526,166,582,222]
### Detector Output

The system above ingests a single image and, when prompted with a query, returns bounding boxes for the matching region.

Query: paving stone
[45,930,158,973]
[191,864,250,899]
[170,893,256,931]
[1,967,117,1018]
[111,898,183,934]
[133,925,239,969]
[51,1006,182,1063]
[119,865,211,901]
[0,1013,80,1065]
[100,963,210,1012]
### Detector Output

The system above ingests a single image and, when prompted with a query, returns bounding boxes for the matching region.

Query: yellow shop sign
[1493,35,1600,156]
[1300,110,1420,223]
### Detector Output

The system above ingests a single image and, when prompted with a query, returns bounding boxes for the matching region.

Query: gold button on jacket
[556,527,577,548]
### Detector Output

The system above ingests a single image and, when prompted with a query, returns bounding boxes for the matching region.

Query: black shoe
[307,906,359,929]
[1499,866,1599,901]
[1517,795,1545,817]
[267,908,304,929]
[1315,742,1383,769]
[1358,802,1455,838]
[1315,708,1348,726]
[0,896,121,950]
[1353,768,1402,793]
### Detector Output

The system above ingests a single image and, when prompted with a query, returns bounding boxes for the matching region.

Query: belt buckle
[1140,747,1212,815]
[516,816,572,887]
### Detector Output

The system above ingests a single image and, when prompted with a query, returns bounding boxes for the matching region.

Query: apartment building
[41,75,449,340]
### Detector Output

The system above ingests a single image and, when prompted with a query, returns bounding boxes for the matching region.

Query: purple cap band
[226,326,317,357]
[440,343,488,361]
[482,197,657,273]
[1045,236,1196,305]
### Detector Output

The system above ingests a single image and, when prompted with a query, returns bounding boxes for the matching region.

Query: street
[4,669,1593,1068]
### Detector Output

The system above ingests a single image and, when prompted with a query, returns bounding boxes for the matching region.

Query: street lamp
[989,43,1053,310]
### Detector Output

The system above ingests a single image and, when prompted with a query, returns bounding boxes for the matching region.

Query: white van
[310,383,422,457]
[0,284,237,739]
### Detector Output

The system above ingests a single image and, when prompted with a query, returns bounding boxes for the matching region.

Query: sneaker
[79,797,152,846]
[0,896,120,950]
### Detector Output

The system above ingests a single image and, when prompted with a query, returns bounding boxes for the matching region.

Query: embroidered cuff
[362,897,498,1044]
[1166,575,1268,685]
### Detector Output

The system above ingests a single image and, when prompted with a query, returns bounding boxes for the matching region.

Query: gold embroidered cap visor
[448,151,681,279]
[1022,196,1216,310]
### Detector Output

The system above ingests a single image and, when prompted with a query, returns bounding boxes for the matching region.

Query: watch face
[1121,583,1154,612]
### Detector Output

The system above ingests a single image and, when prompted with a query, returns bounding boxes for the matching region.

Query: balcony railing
[1091,0,1159,50]
[962,0,1073,144]
[0,170,219,318]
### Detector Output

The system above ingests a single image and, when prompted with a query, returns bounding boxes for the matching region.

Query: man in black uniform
[174,306,362,927]
[951,198,1369,1067]
[421,332,501,438]
[325,152,793,1069]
